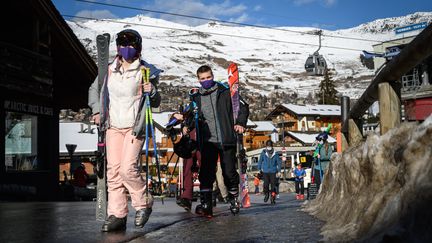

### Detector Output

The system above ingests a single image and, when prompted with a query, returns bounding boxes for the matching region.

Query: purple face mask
[200,79,215,89]
[118,46,137,62]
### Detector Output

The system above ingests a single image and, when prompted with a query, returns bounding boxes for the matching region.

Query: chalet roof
[251,121,276,132]
[287,131,336,145]
[282,104,341,116]
[59,122,97,155]
[247,119,257,128]
[59,118,168,155]
[265,103,341,120]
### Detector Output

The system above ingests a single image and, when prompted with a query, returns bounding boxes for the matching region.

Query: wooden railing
[340,23,432,149]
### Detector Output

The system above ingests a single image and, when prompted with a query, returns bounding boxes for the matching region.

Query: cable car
[305,52,327,75]
[304,30,327,76]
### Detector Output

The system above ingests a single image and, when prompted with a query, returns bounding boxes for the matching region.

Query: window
[5,112,39,171]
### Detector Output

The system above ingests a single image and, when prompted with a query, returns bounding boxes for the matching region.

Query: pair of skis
[95,33,110,221]
[227,62,251,210]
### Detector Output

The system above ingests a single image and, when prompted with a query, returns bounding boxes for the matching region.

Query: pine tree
[316,69,339,105]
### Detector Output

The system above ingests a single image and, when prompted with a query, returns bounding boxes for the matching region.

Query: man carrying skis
[173,65,249,217]
[258,140,281,204]
[88,29,162,232]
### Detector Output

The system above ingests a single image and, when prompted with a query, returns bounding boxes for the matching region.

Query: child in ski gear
[254,174,260,194]
[88,29,162,232]
[258,140,282,204]
[294,163,306,200]
[172,65,249,217]
[314,132,333,190]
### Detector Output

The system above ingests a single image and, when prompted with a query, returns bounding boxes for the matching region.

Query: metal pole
[341,96,350,141]
[282,118,286,181]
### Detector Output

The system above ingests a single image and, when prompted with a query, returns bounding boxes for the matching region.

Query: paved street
[0,193,323,243]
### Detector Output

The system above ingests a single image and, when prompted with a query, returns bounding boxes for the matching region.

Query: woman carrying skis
[88,29,162,232]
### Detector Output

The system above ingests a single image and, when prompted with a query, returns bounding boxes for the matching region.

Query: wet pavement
[0,193,323,243]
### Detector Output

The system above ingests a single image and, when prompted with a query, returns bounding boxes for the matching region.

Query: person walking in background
[253,173,260,195]
[88,29,162,232]
[294,163,306,200]
[176,129,200,211]
[314,132,333,190]
[72,163,89,188]
[258,140,281,204]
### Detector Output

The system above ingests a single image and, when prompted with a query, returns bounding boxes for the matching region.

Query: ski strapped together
[140,67,165,204]
[227,62,251,209]
[95,33,110,221]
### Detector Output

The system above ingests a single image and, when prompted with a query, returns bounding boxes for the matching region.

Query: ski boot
[228,194,240,215]
[195,191,213,218]
[270,192,276,204]
[264,192,270,202]
[264,192,269,203]
[176,198,192,211]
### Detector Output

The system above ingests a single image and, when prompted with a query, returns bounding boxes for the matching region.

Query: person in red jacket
[72,163,89,188]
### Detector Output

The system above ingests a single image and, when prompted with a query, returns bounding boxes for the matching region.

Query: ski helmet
[115,29,142,53]
[315,132,328,142]
[265,140,273,147]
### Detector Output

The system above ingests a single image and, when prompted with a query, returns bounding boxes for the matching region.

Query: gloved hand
[276,172,281,178]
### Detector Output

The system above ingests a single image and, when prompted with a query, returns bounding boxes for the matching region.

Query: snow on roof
[247,119,257,128]
[59,122,98,154]
[59,113,173,154]
[151,112,174,128]
[282,104,341,116]
[251,121,276,132]
[287,131,336,144]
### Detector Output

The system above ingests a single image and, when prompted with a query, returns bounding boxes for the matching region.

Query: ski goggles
[116,32,140,47]
[189,87,199,97]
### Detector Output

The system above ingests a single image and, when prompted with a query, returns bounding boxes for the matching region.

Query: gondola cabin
[305,52,327,76]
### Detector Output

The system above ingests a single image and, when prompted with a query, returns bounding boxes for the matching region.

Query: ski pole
[141,68,151,202]
[147,97,164,204]
[142,67,164,204]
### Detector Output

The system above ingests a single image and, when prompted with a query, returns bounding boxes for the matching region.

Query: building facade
[266,104,341,146]
[1,1,96,200]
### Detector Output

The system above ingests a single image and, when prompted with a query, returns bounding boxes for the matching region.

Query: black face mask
[266,147,274,154]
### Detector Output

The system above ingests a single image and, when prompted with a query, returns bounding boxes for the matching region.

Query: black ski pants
[199,142,239,195]
[295,180,305,194]
[263,172,277,194]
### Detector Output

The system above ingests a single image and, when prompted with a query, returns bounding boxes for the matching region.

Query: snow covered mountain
[67,12,432,109]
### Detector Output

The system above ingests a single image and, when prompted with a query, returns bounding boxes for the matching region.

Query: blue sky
[53,0,432,30]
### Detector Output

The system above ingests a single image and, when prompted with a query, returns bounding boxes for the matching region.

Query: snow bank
[304,115,432,242]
